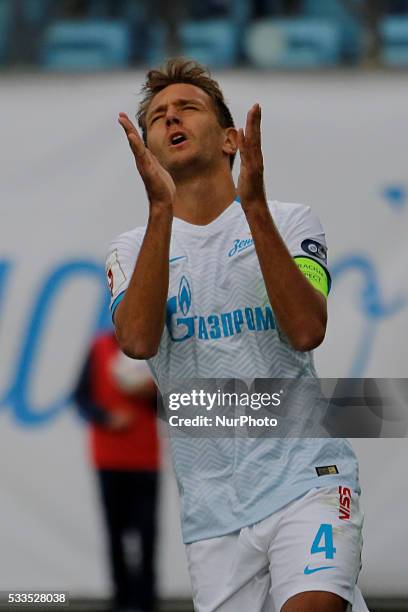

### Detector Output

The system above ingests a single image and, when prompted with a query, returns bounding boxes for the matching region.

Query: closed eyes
[150,104,200,125]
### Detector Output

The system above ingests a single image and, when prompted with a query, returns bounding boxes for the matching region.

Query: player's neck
[172,167,237,226]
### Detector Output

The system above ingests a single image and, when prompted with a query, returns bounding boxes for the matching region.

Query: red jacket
[74,332,159,470]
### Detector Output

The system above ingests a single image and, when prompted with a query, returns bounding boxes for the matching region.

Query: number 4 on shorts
[311,523,336,559]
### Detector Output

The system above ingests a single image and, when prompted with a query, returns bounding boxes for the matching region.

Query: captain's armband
[294,257,330,297]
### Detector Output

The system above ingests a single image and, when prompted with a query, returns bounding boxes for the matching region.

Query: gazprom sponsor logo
[178,276,192,315]
[228,237,254,257]
[166,276,275,342]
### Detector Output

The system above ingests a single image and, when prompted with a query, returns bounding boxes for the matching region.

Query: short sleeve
[105,228,144,318]
[278,203,331,297]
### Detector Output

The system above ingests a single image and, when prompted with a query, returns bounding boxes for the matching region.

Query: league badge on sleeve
[105,249,127,297]
[301,239,327,263]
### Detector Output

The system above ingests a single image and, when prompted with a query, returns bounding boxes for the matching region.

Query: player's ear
[222,127,238,157]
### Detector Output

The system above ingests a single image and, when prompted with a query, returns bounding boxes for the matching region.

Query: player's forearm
[115,206,172,358]
[243,200,327,351]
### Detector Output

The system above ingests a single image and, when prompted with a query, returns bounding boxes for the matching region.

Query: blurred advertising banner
[0,72,407,598]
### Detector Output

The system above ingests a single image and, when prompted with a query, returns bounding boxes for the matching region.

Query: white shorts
[185,486,369,612]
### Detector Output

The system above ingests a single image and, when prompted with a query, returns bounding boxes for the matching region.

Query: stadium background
[0,1,407,611]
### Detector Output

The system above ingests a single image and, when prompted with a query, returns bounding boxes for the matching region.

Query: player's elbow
[115,329,159,360]
[114,307,160,359]
[291,322,326,352]
[120,340,158,360]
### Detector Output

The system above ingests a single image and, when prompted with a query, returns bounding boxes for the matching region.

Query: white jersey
[106,200,360,543]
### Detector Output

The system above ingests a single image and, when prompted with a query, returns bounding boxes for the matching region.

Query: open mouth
[169,133,187,147]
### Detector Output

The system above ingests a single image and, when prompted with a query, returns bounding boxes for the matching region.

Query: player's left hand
[237,104,266,210]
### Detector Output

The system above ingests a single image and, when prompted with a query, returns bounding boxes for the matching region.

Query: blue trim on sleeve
[111,291,126,320]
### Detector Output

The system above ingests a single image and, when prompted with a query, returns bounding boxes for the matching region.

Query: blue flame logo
[178,276,192,315]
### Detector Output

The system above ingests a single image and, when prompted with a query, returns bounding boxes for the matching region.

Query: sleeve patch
[294,257,330,297]
[105,249,127,297]
[301,239,327,263]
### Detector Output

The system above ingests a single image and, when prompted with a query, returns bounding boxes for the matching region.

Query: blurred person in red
[74,330,159,612]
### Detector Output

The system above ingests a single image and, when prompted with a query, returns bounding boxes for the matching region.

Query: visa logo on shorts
[339,486,351,520]
[228,237,254,257]
[166,275,275,342]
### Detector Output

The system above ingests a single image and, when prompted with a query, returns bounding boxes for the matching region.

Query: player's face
[145,83,230,176]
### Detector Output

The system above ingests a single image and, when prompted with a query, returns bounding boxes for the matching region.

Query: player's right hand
[118,112,176,208]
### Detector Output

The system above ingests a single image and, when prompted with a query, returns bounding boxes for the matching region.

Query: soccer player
[106,59,369,612]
